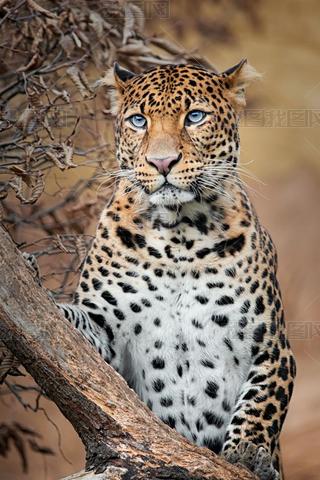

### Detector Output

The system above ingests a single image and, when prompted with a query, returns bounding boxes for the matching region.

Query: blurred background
[0,0,319,479]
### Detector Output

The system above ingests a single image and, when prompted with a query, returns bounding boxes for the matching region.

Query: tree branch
[0,224,256,480]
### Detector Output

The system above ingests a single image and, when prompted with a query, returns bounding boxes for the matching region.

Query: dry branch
[0,224,256,479]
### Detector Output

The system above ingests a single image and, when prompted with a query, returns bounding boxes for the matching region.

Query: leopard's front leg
[222,321,296,480]
[23,253,115,363]
[58,304,114,362]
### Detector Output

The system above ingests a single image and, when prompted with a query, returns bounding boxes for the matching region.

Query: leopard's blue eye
[185,110,207,126]
[128,114,147,129]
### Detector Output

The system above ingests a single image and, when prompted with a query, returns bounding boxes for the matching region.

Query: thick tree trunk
[0,225,256,480]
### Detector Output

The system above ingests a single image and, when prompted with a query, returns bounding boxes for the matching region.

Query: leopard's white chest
[105,268,254,447]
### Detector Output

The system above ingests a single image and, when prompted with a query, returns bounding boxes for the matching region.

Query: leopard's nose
[146,154,181,176]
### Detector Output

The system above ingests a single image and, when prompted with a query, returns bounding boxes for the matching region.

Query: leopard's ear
[222,59,261,110]
[96,63,136,115]
[114,62,135,91]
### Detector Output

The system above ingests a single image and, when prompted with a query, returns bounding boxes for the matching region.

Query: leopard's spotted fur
[59,61,296,480]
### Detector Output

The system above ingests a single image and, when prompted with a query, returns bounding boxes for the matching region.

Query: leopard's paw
[223,441,279,480]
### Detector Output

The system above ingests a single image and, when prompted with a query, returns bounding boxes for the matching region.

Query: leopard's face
[111,61,258,206]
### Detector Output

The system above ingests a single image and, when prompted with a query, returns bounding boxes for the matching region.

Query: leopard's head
[108,61,259,207]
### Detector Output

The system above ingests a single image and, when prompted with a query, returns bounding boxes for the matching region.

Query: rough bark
[0,225,256,480]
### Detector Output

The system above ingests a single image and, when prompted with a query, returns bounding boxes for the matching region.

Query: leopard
[48,60,296,479]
